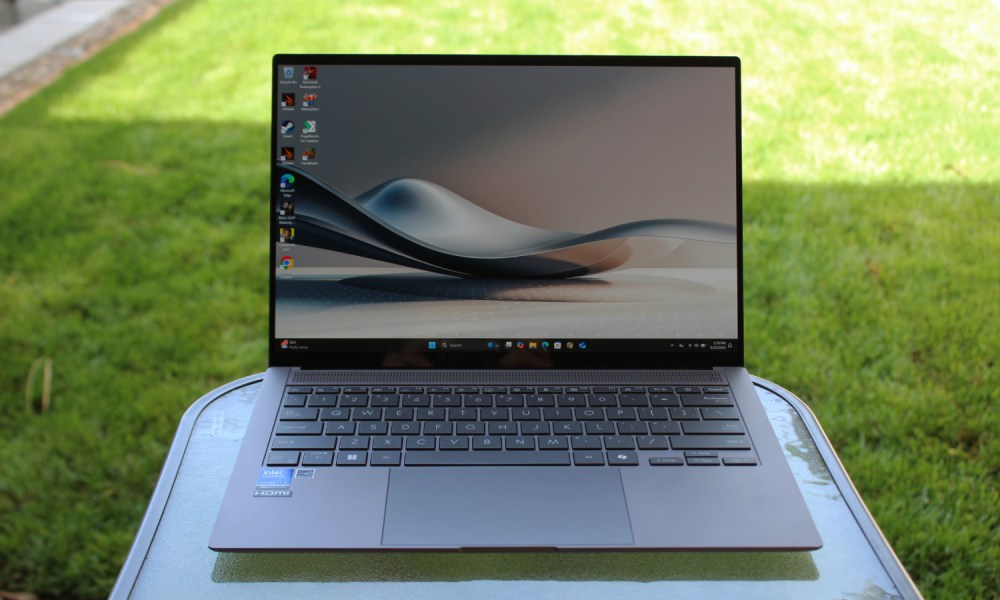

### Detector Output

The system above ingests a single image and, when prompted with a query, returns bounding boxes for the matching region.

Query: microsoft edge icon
[280,174,295,189]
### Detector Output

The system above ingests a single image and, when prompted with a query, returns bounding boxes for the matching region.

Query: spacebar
[404,452,571,466]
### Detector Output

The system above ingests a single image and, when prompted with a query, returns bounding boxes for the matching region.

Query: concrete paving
[0,0,131,79]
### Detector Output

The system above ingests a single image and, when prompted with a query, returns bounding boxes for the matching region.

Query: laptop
[210,54,822,551]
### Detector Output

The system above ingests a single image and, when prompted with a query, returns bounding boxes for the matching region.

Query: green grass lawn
[0,0,997,597]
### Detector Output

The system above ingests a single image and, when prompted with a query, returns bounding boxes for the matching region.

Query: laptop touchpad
[382,467,634,547]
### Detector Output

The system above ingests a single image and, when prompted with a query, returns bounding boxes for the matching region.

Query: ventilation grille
[292,369,725,385]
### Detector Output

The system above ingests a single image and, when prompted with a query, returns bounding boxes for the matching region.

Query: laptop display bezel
[268,54,744,370]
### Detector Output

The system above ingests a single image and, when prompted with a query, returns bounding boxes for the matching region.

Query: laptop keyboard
[266,385,758,468]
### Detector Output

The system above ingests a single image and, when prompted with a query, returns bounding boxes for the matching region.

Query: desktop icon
[505,341,513,349]
[280,339,290,349]
[302,120,317,134]
[280,120,295,134]
[301,148,316,161]
[302,93,317,107]
[541,341,550,349]
[528,341,538,350]
[516,341,525,349]
[279,255,294,270]
[279,174,295,189]
[579,342,588,349]
[427,341,437,350]
[280,93,295,107]
[282,67,294,79]
[278,227,295,243]
[566,342,575,349]
[279,200,294,216]
[553,342,562,350]
[280,147,295,162]
[303,66,318,80]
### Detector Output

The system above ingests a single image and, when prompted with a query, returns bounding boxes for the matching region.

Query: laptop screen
[270,55,742,369]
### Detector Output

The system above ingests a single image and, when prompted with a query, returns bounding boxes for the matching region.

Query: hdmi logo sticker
[253,489,292,498]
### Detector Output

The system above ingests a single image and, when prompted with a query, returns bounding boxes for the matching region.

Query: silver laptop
[210,54,822,551]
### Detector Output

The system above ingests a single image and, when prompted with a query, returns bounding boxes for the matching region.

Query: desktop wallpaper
[273,63,738,340]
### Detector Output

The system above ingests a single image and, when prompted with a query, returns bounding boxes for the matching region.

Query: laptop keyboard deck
[266,384,759,468]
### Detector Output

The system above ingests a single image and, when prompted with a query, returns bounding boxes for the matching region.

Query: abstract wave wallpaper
[274,63,739,339]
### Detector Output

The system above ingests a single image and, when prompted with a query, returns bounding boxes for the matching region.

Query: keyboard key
[619,394,649,407]
[339,436,370,450]
[455,387,480,393]
[406,436,436,450]
[275,422,323,436]
[432,394,461,407]
[390,422,420,435]
[372,436,403,450]
[511,408,541,421]
[399,387,424,394]
[279,408,318,421]
[472,436,502,450]
[669,408,701,420]
[336,451,367,466]
[371,451,402,466]
[455,422,486,435]
[372,387,396,394]
[649,457,684,466]
[282,394,308,407]
[648,421,681,435]
[638,407,669,420]
[680,394,734,407]
[637,435,670,450]
[575,408,605,421]
[324,422,356,435]
[270,436,337,451]
[340,394,368,407]
[314,386,341,394]
[402,394,430,407]
[405,452,570,466]
[584,422,616,435]
[682,421,745,435]
[704,387,731,394]
[671,436,752,451]
[353,408,382,421]
[573,451,605,466]
[607,408,637,420]
[319,408,349,421]
[589,394,617,407]
[416,408,445,421]
[464,395,493,407]
[683,450,718,458]
[506,436,535,450]
[423,422,453,435]
[371,394,400,407]
[543,407,573,421]
[307,395,338,407]
[526,395,555,407]
[520,422,550,435]
[616,422,647,435]
[440,436,470,450]
[604,436,635,450]
[481,408,510,421]
[344,387,368,393]
[267,451,299,466]
[287,386,313,394]
[538,436,569,450]
[356,422,389,436]
[702,407,740,420]
[552,421,584,436]
[723,457,759,466]
[428,386,452,394]
[495,395,524,407]
[650,394,681,407]
[686,456,721,466]
[449,407,477,421]
[488,422,517,435]
[556,394,587,407]
[607,451,639,466]
[385,408,414,420]
[571,435,603,450]
[301,451,334,466]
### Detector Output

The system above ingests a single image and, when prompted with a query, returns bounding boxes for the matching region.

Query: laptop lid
[269,55,742,370]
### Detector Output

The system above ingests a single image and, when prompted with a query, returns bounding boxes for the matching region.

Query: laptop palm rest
[382,467,634,548]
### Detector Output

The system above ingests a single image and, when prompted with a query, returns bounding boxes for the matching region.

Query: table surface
[111,375,921,599]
